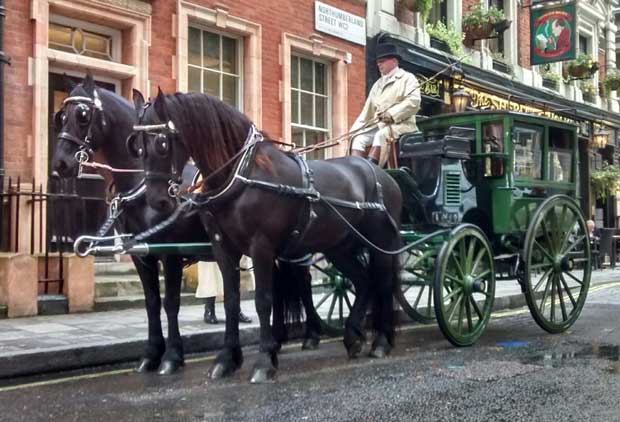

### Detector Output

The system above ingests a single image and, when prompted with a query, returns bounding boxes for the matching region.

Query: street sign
[314,1,366,46]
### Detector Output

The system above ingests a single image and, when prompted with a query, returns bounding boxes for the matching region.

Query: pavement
[1,268,620,379]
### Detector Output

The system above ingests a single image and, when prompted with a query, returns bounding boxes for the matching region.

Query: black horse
[130,89,403,383]
[50,76,322,375]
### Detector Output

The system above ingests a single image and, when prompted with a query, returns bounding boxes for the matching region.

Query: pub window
[579,34,589,54]
[48,16,119,62]
[291,55,330,160]
[487,0,505,60]
[513,125,543,179]
[187,27,242,109]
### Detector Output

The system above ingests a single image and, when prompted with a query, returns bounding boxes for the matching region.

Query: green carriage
[313,111,591,346]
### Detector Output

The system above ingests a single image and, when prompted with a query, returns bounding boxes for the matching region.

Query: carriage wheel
[434,224,495,347]
[395,247,437,324]
[523,195,591,334]
[310,256,356,337]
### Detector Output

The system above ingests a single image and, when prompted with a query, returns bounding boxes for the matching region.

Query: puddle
[523,344,620,372]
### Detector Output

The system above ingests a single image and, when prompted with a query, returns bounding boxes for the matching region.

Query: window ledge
[47,49,136,79]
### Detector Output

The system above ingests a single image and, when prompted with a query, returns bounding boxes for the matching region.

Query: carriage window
[549,128,573,182]
[187,27,241,109]
[482,122,504,177]
[291,55,330,160]
[513,126,543,179]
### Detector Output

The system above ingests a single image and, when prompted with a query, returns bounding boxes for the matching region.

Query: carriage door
[47,73,113,253]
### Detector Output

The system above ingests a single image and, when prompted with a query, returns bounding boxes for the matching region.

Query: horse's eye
[154,133,170,156]
[76,104,92,126]
[54,111,66,130]
[126,133,145,158]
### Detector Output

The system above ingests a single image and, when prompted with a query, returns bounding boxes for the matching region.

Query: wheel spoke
[550,273,557,322]
[457,299,465,334]
[539,274,553,315]
[530,262,553,270]
[316,291,333,308]
[446,294,463,322]
[532,267,553,293]
[343,292,353,312]
[564,270,584,285]
[534,240,555,263]
[471,248,487,275]
[466,237,477,273]
[465,299,473,332]
[339,295,344,324]
[540,219,556,254]
[473,269,491,282]
[555,275,568,321]
[426,285,433,314]
[563,235,587,254]
[443,287,463,302]
[559,217,578,253]
[451,250,466,280]
[326,293,338,324]
[412,285,425,309]
[559,274,577,308]
[445,272,463,285]
[470,297,483,319]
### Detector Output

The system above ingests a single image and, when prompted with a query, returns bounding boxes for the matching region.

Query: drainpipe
[0,0,10,249]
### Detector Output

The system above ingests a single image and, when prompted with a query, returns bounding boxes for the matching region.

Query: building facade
[0,0,366,316]
[366,0,620,225]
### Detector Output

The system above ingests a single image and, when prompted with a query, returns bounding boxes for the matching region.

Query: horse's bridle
[56,90,106,165]
[129,118,183,198]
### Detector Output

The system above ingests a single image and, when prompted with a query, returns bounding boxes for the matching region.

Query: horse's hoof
[369,345,390,359]
[346,340,363,359]
[250,367,276,384]
[301,337,320,350]
[158,359,184,375]
[208,362,235,379]
[135,358,160,373]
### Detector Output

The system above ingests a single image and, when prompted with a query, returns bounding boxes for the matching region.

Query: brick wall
[4,0,34,178]
[518,2,531,69]
[149,0,366,140]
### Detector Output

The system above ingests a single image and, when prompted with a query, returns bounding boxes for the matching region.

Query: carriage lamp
[451,88,471,113]
[592,128,609,149]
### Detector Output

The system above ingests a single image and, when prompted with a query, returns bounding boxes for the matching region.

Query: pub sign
[530,2,577,65]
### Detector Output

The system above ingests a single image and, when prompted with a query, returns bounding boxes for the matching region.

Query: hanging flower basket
[565,53,598,79]
[462,5,507,46]
[603,69,620,92]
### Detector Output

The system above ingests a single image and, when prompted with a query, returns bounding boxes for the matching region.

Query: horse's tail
[273,260,305,327]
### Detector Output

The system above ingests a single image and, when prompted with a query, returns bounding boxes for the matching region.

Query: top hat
[375,43,401,61]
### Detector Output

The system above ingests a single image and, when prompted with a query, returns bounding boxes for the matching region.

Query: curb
[0,280,615,380]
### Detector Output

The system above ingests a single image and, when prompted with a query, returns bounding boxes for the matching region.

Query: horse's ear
[132,89,145,112]
[153,87,169,121]
[83,72,95,95]
[63,74,76,93]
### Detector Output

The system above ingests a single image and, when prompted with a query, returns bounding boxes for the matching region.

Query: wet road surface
[1,283,620,422]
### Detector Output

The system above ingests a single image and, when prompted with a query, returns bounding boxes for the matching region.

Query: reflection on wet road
[1,284,620,422]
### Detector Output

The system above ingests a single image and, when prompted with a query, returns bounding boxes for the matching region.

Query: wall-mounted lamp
[451,88,471,113]
[592,128,609,149]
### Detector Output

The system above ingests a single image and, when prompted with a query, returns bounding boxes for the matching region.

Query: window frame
[49,14,122,63]
[512,124,544,181]
[187,25,244,110]
[290,53,332,159]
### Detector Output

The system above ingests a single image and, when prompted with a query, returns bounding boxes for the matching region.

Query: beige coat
[351,68,421,138]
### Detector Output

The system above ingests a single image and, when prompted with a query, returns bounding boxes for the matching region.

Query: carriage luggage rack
[400,126,474,160]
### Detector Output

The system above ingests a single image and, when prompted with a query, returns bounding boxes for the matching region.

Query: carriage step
[94,292,204,312]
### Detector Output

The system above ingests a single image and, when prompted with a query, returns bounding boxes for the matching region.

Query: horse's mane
[161,93,252,175]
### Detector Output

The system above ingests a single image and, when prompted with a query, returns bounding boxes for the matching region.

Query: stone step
[0,305,6,319]
[94,292,203,312]
[95,275,166,298]
[95,261,140,277]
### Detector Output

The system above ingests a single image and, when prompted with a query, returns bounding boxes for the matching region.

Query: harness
[56,91,106,168]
